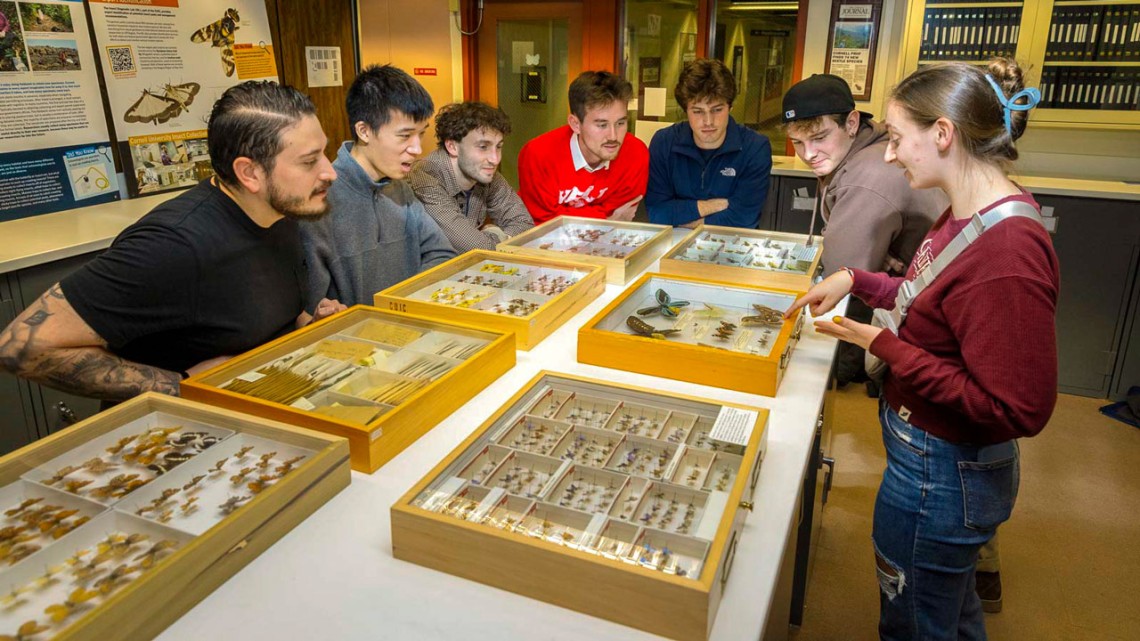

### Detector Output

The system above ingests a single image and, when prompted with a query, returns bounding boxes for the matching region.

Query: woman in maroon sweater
[787,59,1059,640]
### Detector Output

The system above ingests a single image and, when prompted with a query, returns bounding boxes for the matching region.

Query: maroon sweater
[853,192,1060,445]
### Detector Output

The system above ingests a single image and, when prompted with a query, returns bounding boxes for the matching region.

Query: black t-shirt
[61,180,304,373]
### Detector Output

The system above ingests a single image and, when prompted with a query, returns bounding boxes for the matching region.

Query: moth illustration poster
[87,0,278,197]
[0,0,119,222]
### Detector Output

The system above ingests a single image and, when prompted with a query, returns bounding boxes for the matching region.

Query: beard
[268,178,332,221]
[457,154,495,186]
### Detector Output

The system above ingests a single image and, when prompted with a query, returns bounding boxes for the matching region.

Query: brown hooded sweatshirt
[816,120,947,276]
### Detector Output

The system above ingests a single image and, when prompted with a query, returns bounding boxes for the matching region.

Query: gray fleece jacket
[300,142,456,310]
[818,121,947,276]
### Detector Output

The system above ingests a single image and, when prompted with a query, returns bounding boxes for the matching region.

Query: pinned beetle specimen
[637,289,691,318]
[626,316,681,340]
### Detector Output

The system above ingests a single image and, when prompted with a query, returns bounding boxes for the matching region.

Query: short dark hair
[207,80,317,188]
[434,101,511,146]
[568,71,632,121]
[346,65,434,138]
[674,58,737,110]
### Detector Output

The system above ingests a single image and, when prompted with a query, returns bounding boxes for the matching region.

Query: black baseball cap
[782,74,856,123]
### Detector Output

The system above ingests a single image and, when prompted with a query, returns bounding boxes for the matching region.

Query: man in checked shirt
[409,102,535,253]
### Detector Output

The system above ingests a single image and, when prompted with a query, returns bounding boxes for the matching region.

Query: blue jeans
[873,401,1019,641]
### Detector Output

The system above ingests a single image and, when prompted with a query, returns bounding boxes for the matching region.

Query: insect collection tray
[578,273,806,397]
[0,394,349,641]
[374,251,606,350]
[182,306,514,472]
[496,216,674,284]
[391,372,768,641]
[658,225,823,291]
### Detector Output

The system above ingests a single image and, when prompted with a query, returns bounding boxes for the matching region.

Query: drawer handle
[720,531,740,588]
[821,456,836,505]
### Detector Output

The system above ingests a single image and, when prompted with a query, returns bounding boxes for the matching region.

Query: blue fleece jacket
[646,117,772,228]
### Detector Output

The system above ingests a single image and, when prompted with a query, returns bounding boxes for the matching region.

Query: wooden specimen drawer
[659,224,823,291]
[578,273,806,397]
[0,393,349,641]
[497,216,674,284]
[182,305,515,472]
[374,250,605,350]
[391,372,769,641]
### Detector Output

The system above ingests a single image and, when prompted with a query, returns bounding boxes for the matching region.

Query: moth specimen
[123,82,201,126]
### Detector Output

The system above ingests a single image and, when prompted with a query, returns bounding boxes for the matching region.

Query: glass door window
[622,0,700,135]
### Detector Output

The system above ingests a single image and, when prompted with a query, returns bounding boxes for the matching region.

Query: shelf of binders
[910,3,1033,64]
[902,0,1140,128]
[1027,0,1140,126]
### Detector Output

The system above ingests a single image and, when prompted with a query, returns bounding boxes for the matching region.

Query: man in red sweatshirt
[517,71,648,224]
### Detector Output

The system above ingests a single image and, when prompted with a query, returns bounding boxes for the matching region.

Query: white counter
[154,232,840,641]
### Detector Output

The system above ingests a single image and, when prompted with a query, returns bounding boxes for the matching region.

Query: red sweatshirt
[853,192,1060,445]
[517,125,649,224]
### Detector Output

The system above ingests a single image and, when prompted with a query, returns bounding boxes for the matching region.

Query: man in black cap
[782,74,944,391]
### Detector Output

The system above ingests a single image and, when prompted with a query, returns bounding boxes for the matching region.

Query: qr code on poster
[106,46,135,74]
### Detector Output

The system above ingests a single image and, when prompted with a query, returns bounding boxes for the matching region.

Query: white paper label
[236,371,265,383]
[792,196,815,211]
[643,87,668,118]
[471,488,506,522]
[306,47,342,88]
[289,396,316,411]
[709,407,758,446]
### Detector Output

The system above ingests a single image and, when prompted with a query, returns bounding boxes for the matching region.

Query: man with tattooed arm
[0,81,344,402]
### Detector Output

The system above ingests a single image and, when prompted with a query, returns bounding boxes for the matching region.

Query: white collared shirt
[570,133,611,173]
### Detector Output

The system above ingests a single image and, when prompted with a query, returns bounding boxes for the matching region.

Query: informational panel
[87,0,278,197]
[0,0,118,222]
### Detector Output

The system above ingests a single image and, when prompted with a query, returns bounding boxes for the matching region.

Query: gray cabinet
[13,253,104,434]
[0,274,40,455]
[758,177,779,230]
[1036,194,1140,398]
[775,176,818,234]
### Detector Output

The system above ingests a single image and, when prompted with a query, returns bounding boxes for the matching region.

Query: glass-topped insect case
[391,372,768,641]
[659,224,823,291]
[374,250,606,350]
[496,216,674,284]
[0,393,349,641]
[578,273,806,397]
[182,306,515,472]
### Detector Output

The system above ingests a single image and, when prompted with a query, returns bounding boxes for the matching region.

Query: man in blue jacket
[646,58,772,228]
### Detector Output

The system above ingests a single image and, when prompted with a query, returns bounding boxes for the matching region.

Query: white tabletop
[156,231,840,641]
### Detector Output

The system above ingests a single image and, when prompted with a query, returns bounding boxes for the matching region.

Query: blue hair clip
[984,74,1041,135]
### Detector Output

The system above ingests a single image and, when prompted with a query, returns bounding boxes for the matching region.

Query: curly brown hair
[434,101,511,147]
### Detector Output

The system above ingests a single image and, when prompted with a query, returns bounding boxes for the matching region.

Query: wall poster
[0,0,118,222]
[824,0,882,101]
[87,0,278,197]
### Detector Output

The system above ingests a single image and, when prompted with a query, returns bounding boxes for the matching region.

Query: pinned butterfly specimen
[93,564,137,595]
[235,445,255,459]
[191,8,240,76]
[133,540,178,569]
[0,585,29,608]
[247,475,277,495]
[123,82,201,126]
[4,498,43,518]
[626,316,681,340]
[218,495,250,515]
[256,452,277,470]
[44,587,100,623]
[0,619,48,639]
[106,435,136,456]
[637,289,690,318]
[82,457,119,475]
[181,475,206,492]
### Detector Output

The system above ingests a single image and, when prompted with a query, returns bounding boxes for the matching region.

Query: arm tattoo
[0,284,181,401]
[23,309,51,326]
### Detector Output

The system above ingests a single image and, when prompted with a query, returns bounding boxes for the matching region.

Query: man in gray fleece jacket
[783,74,946,387]
[300,65,455,310]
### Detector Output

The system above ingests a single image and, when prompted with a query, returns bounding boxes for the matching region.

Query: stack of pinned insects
[222,347,360,406]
